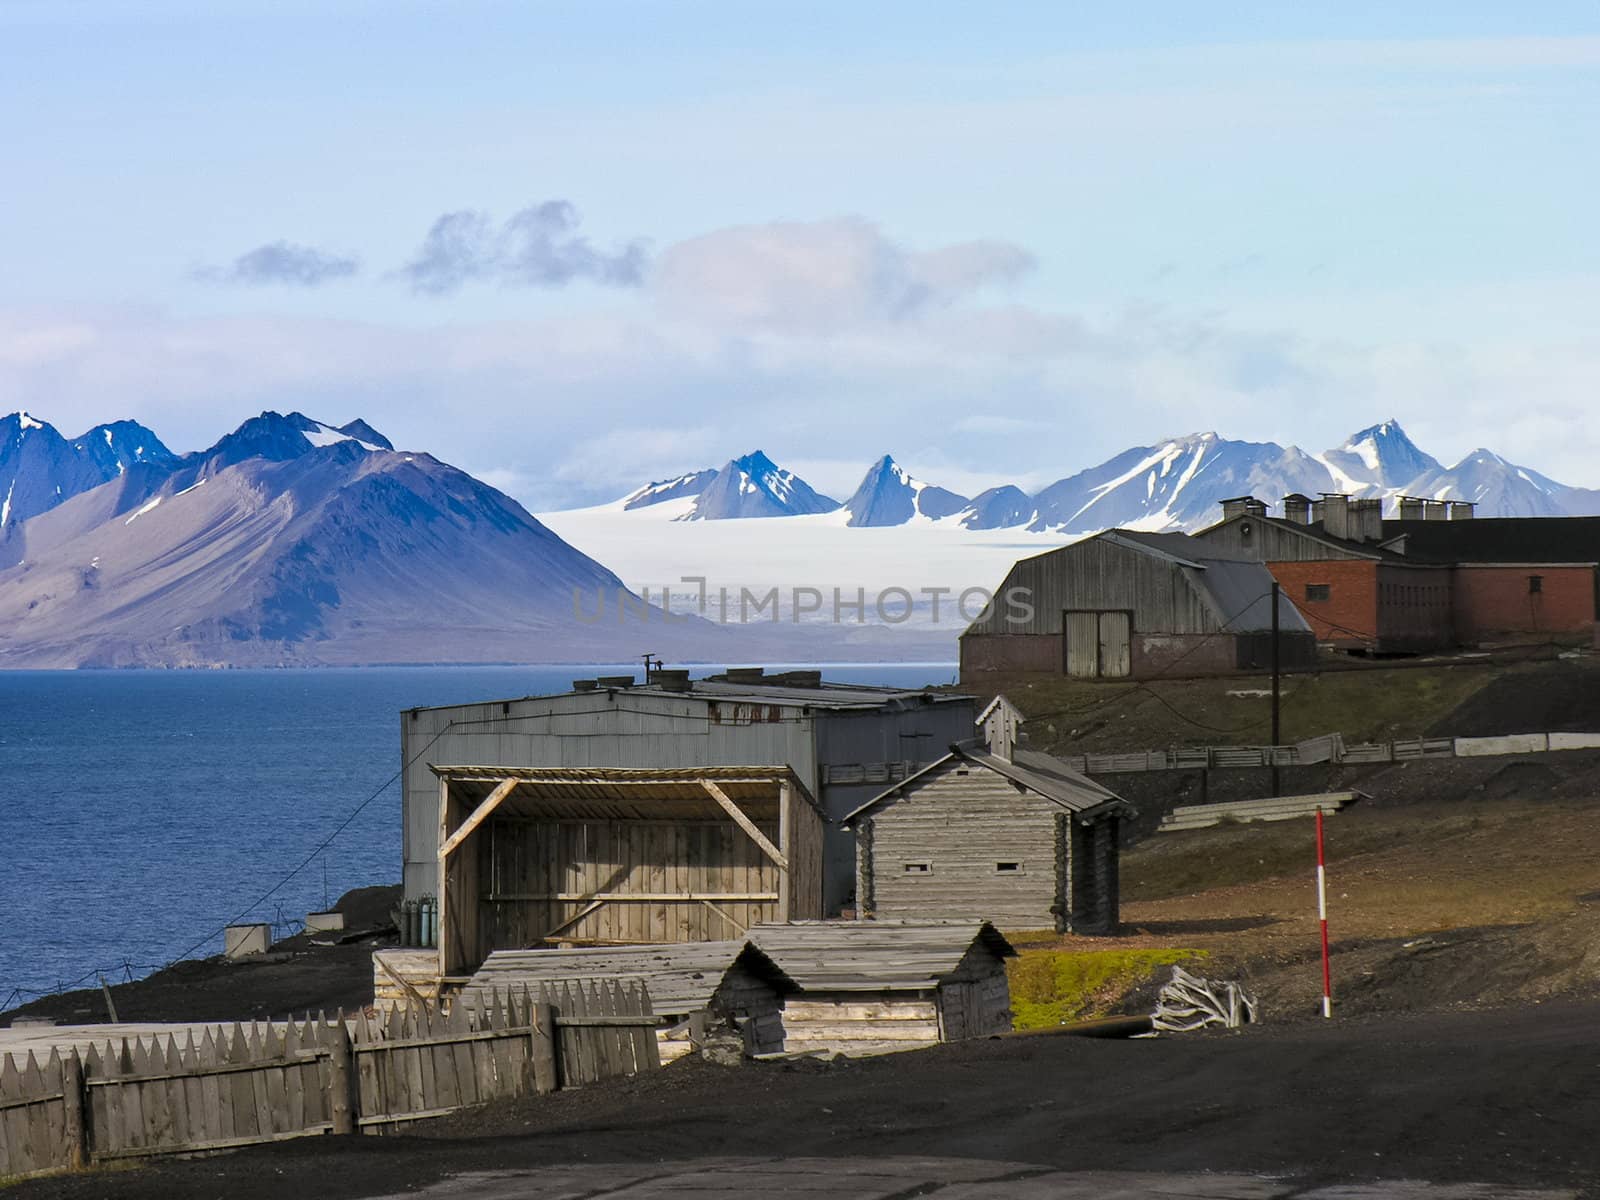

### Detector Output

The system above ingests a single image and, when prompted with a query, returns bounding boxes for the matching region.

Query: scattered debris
[1151,966,1258,1032]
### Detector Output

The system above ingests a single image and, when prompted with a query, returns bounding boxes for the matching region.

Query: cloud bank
[399,200,647,295]
[195,241,360,287]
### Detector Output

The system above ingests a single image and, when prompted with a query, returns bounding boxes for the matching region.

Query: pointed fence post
[62,1050,88,1168]
[327,1015,357,1135]
[530,999,558,1095]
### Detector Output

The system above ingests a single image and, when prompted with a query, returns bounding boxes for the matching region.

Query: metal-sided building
[959,529,1316,679]
[844,698,1134,934]
[400,669,977,917]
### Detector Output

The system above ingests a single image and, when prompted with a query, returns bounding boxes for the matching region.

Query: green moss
[1007,948,1206,1029]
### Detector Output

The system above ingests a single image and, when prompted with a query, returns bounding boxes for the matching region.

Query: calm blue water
[0,663,956,1006]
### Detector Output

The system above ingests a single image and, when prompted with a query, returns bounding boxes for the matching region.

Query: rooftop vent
[654,669,693,692]
[572,679,598,692]
[1282,493,1312,526]
[771,669,823,688]
[596,674,635,688]
[724,667,766,683]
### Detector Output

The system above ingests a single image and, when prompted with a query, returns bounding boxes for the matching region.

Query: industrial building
[400,669,977,917]
[959,529,1316,679]
[1195,496,1599,651]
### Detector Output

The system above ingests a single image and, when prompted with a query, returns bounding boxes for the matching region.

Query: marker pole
[1316,808,1331,1019]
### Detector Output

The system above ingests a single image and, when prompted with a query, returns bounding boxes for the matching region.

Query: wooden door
[1064,611,1100,677]
[1097,611,1131,678]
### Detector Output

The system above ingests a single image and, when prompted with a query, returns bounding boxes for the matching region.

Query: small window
[994,861,1024,874]
[903,861,932,875]
[1529,575,1543,595]
[1305,583,1331,602]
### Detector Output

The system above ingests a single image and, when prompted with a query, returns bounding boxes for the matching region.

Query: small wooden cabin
[845,698,1133,934]
[457,941,795,1062]
[750,921,1016,1055]
[432,765,826,979]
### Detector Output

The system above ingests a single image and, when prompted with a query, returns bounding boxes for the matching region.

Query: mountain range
[598,421,1600,532]
[0,411,768,668]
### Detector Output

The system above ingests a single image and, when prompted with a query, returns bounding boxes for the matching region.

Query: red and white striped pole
[1316,808,1332,1019]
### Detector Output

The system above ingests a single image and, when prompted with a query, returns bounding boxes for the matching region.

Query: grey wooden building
[460,941,795,1062]
[845,698,1133,934]
[959,529,1316,679]
[401,670,977,915]
[750,921,1016,1054]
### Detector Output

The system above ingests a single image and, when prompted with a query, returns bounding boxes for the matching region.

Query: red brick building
[1193,497,1599,652]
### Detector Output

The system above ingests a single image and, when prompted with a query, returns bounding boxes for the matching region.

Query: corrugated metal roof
[459,942,794,1017]
[407,679,971,715]
[748,921,1015,991]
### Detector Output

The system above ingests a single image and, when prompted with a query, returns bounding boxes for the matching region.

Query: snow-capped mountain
[621,468,719,511]
[1404,449,1600,518]
[1316,420,1440,491]
[958,485,1034,530]
[681,451,840,520]
[843,455,968,526]
[0,411,745,667]
[1015,433,1336,533]
[1,411,176,530]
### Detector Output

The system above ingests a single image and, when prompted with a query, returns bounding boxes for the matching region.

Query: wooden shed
[432,765,825,978]
[750,920,1016,1055]
[844,699,1134,934]
[457,941,795,1062]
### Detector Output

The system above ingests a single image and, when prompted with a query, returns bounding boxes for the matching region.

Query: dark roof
[1380,517,1600,565]
[408,678,972,715]
[749,921,1015,990]
[842,739,1130,825]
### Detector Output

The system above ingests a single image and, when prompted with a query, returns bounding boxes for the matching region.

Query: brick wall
[960,633,1062,674]
[1453,565,1597,640]
[1268,560,1378,647]
[1374,564,1454,651]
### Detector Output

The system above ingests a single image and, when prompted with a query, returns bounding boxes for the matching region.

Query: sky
[2,1,1598,508]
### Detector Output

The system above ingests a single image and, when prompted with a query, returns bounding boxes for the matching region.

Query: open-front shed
[750,921,1015,1056]
[457,941,795,1062]
[433,765,825,977]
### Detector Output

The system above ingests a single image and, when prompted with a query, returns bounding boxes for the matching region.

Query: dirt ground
[12,999,1600,1199]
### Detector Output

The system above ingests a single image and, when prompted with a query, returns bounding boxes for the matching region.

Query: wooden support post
[62,1051,88,1169]
[777,779,793,922]
[530,1002,558,1095]
[327,1020,357,1136]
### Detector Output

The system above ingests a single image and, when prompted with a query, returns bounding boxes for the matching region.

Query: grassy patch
[1007,948,1206,1029]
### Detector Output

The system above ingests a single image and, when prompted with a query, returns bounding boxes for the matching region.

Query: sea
[0,663,957,1008]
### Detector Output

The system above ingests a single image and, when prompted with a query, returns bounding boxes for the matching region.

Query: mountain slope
[2,412,177,532]
[0,413,737,667]
[1405,449,1600,518]
[843,455,967,526]
[621,468,718,511]
[681,451,839,520]
[1316,419,1440,491]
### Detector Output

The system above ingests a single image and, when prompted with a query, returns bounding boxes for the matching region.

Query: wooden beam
[701,898,748,936]
[440,777,520,860]
[484,891,779,902]
[778,778,794,922]
[702,781,788,871]
[373,952,430,1009]
[541,899,606,941]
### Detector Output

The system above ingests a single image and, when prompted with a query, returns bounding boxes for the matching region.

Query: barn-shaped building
[959,529,1315,679]
[750,920,1016,1054]
[845,698,1133,934]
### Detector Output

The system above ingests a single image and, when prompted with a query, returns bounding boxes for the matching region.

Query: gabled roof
[841,739,1130,826]
[749,920,1015,991]
[459,941,796,1018]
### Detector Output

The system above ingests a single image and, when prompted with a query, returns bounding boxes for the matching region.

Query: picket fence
[0,980,656,1180]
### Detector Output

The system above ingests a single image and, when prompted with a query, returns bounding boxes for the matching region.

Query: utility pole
[1270,580,1281,796]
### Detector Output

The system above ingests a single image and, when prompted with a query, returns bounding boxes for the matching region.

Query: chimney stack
[978,695,1024,763]
[1282,494,1312,525]
[1351,497,1383,542]
[1398,496,1426,521]
[1220,496,1260,522]
[1424,499,1447,521]
[1319,493,1352,540]
[1448,500,1476,520]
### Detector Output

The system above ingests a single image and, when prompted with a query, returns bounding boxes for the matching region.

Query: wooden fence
[0,980,656,1180]
[1061,731,1600,776]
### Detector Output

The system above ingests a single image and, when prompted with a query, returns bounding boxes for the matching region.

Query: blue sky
[2,2,1598,506]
